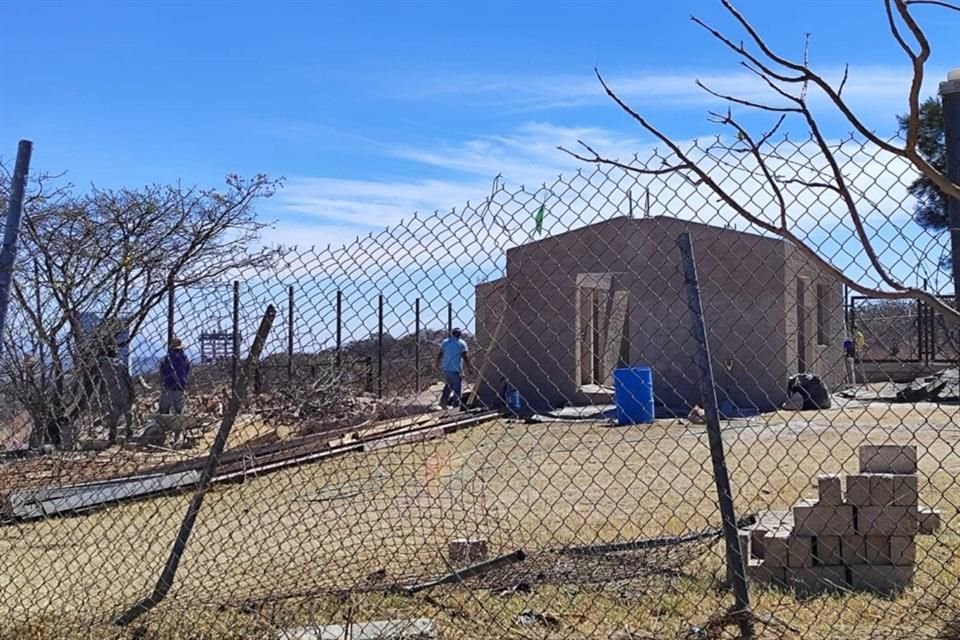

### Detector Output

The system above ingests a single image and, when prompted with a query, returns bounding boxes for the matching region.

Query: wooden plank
[2,411,498,522]
[363,426,445,452]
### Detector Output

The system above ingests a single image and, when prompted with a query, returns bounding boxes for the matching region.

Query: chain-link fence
[0,135,958,640]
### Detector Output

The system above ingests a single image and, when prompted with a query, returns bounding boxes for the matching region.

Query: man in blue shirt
[436,328,471,410]
[159,337,192,415]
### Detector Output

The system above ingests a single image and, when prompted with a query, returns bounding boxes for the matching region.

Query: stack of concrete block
[737,445,942,596]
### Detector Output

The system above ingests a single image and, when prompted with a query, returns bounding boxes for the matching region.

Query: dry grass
[2,399,960,639]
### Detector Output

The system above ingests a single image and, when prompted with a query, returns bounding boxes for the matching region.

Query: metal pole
[336,289,342,370]
[941,71,960,300]
[378,293,384,399]
[287,285,294,382]
[0,140,32,346]
[34,258,46,389]
[447,302,453,334]
[167,276,175,347]
[415,297,421,391]
[676,232,753,638]
[231,281,240,391]
[114,304,277,627]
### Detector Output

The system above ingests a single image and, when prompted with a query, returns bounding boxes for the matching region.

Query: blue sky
[2,0,960,359]
[2,1,956,234]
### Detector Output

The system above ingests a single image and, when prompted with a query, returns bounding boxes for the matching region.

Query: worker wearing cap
[159,338,191,415]
[436,328,472,410]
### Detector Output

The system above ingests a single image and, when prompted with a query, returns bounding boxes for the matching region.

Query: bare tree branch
[586,68,960,325]
[904,0,960,9]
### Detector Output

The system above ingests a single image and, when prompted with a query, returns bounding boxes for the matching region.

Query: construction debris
[448,538,489,565]
[0,410,498,522]
[895,368,959,403]
[402,549,526,595]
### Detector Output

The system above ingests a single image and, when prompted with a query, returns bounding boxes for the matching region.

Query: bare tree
[562,0,960,324]
[0,166,281,448]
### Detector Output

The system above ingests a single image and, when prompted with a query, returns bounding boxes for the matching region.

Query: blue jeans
[440,371,462,408]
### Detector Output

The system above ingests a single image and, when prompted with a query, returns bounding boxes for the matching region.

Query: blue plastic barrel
[613,367,655,425]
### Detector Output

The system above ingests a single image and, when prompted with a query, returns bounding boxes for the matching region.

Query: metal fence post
[231,281,240,391]
[677,232,753,638]
[378,293,384,399]
[114,304,277,626]
[287,284,294,382]
[336,289,342,370]
[415,297,421,391]
[447,301,453,334]
[0,140,33,348]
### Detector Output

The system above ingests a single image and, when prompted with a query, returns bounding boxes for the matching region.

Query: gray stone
[278,618,437,640]
[845,474,872,506]
[849,564,914,595]
[890,536,916,566]
[858,506,919,536]
[814,535,842,566]
[794,502,855,536]
[859,445,917,474]
[817,475,844,505]
[918,506,942,535]
[788,565,848,595]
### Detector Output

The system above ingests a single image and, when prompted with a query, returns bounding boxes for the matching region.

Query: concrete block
[788,565,848,595]
[849,564,914,595]
[845,474,872,507]
[817,475,844,505]
[738,530,752,559]
[890,536,916,566]
[794,502,855,536]
[864,535,891,564]
[919,506,942,535]
[842,535,868,565]
[870,474,895,507]
[746,559,787,589]
[814,535,842,566]
[893,475,919,507]
[765,531,790,567]
[788,535,813,568]
[448,538,488,565]
[859,445,917,474]
[858,506,919,536]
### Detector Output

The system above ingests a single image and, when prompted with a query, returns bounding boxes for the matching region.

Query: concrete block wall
[739,445,941,596]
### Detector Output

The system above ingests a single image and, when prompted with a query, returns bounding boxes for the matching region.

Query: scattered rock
[517,609,560,628]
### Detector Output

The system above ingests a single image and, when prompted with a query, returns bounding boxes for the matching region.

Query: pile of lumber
[0,410,497,522]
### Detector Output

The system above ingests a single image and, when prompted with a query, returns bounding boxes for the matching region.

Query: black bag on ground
[787,373,832,410]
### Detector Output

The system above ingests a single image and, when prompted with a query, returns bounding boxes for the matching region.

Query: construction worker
[97,341,135,443]
[436,328,472,410]
[159,338,191,415]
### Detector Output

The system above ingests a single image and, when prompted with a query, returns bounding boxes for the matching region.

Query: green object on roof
[533,204,546,235]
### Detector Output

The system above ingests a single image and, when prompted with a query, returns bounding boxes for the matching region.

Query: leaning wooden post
[676,232,753,639]
[113,304,277,626]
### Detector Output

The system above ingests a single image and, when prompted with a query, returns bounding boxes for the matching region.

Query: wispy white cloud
[261,119,936,294]
[397,65,944,114]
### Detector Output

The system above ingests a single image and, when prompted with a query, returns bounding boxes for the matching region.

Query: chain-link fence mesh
[1,135,958,639]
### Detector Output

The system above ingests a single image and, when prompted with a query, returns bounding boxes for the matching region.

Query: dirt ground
[2,399,960,639]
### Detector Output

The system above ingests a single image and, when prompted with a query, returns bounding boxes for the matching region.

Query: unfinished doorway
[796,278,808,373]
[576,273,630,388]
